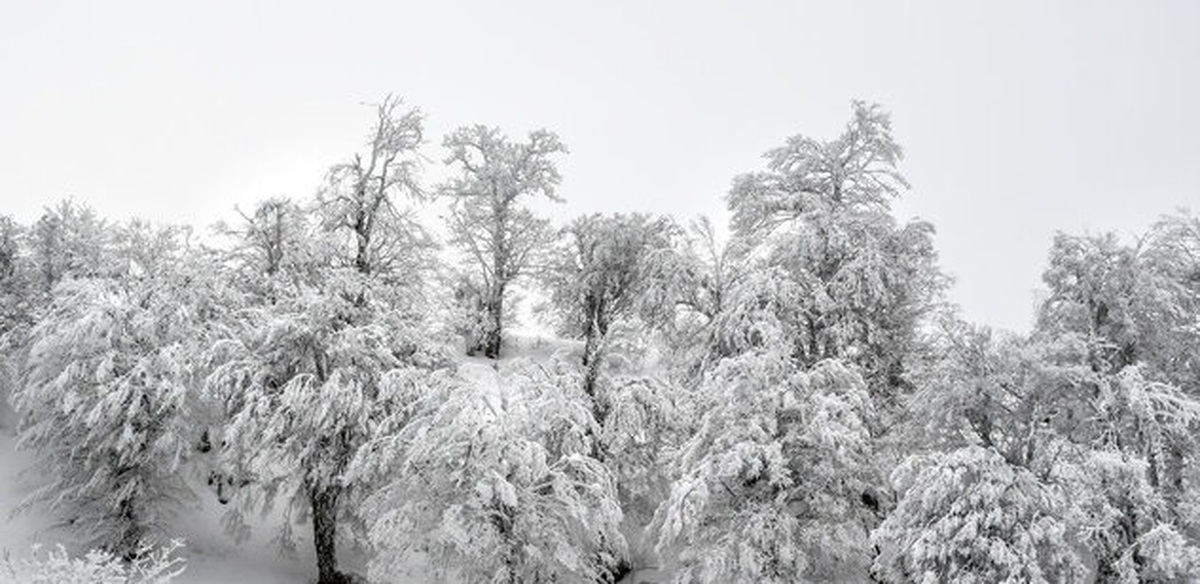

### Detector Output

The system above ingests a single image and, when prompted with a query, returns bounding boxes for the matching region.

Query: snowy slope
[0,428,69,553]
[0,425,318,583]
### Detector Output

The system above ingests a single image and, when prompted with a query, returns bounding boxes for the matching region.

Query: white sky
[1,1,1198,332]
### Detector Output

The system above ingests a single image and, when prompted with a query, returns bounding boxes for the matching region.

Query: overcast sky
[1,1,1197,332]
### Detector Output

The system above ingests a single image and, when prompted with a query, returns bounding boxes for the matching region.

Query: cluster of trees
[1,97,1198,583]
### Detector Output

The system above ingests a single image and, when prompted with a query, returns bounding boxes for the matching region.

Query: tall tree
[884,314,1200,582]
[656,102,947,581]
[1032,227,1200,579]
[440,125,567,358]
[873,445,1085,583]
[207,98,449,584]
[724,101,946,412]
[210,278,455,583]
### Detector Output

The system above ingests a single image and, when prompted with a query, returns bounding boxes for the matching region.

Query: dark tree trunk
[115,496,143,562]
[580,308,630,580]
[477,284,505,359]
[355,232,370,275]
[580,296,608,395]
[582,321,602,398]
[310,483,345,584]
[581,307,613,468]
[1166,442,1186,521]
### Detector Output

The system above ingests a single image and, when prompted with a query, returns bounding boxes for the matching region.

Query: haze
[1,1,1197,332]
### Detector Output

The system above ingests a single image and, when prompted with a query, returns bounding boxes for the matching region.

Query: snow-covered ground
[0,428,60,553]
[0,425,320,583]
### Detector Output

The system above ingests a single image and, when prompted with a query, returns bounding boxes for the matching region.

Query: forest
[1,97,1199,584]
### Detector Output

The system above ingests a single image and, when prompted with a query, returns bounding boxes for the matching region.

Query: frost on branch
[362,359,624,583]
[205,271,458,557]
[13,270,211,559]
[655,353,874,582]
[871,446,1083,583]
[1063,450,1200,582]
[0,540,186,584]
[439,126,566,358]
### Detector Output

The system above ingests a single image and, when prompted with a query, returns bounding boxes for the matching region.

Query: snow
[0,328,667,583]
[167,489,317,584]
[0,428,65,552]
[0,424,322,583]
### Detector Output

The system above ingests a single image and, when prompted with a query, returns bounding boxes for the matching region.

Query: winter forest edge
[1,97,1199,583]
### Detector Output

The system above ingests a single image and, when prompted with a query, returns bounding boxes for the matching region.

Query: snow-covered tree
[544,213,678,410]
[883,222,1200,582]
[872,446,1084,583]
[541,215,689,576]
[0,215,31,428]
[208,272,457,582]
[652,102,946,581]
[13,254,213,559]
[1133,210,1200,396]
[440,125,567,358]
[658,217,761,382]
[27,199,113,293]
[901,320,1048,465]
[204,96,454,584]
[725,101,945,408]
[655,353,876,582]
[1052,348,1200,580]
[110,220,195,280]
[0,215,16,273]
[1064,448,1200,582]
[316,95,427,276]
[1037,227,1200,539]
[3,205,127,431]
[356,359,624,583]
[672,216,738,325]
[879,321,1085,580]
[213,197,311,281]
[0,540,185,584]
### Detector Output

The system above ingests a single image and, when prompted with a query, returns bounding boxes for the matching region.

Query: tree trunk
[581,309,612,465]
[1165,441,1186,522]
[582,320,602,398]
[310,483,345,584]
[581,298,608,401]
[478,284,504,359]
[355,233,370,275]
[115,496,143,562]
